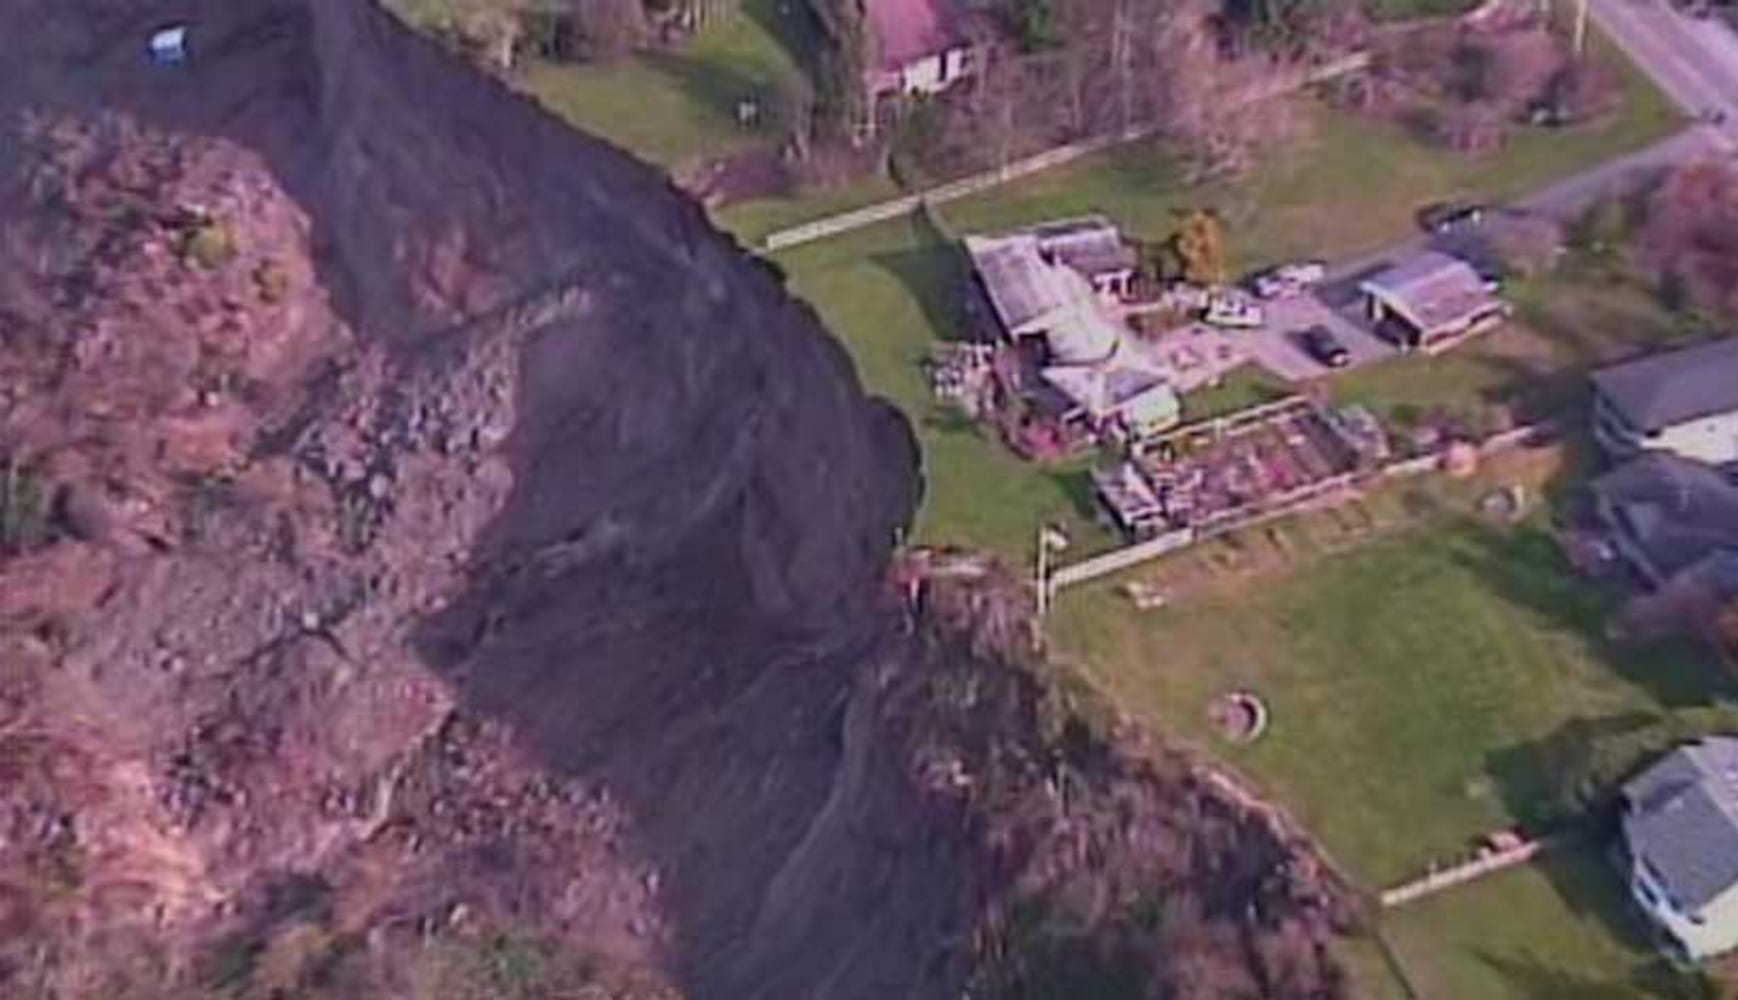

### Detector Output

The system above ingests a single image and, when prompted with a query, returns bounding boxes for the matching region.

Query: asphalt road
[1592,0,1738,141]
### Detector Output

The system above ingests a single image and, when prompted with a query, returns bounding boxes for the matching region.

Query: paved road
[1592,0,1738,141]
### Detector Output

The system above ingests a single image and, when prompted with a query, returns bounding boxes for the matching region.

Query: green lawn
[519,0,813,170]
[1050,505,1738,886]
[1383,848,1713,999]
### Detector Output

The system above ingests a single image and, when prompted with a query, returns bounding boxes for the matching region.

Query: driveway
[1239,292,1396,382]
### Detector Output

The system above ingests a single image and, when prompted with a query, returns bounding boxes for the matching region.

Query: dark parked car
[1417,201,1486,234]
[1298,325,1351,368]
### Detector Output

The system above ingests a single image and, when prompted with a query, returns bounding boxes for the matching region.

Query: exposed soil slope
[0,3,1352,998]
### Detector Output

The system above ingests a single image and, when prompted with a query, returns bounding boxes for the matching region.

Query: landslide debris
[0,2,1355,998]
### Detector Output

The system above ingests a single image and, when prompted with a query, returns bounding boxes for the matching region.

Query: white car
[1204,294,1264,328]
[1276,260,1327,287]
[1253,261,1328,300]
[1160,282,1214,312]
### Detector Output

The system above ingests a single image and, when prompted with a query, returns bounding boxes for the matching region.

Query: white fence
[1050,528,1197,589]
[1379,832,1576,908]
[760,52,1371,252]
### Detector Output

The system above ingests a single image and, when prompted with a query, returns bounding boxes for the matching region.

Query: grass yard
[1382,847,1714,999]
[773,213,1125,556]
[939,55,1677,273]
[520,0,813,170]
[1048,468,1738,887]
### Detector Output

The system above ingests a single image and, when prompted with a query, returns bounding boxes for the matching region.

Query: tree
[1433,100,1506,155]
[1568,193,1630,257]
[1006,0,1062,53]
[770,69,816,161]
[1544,60,1621,124]
[1171,209,1228,286]
[1487,215,1565,278]
[1641,162,1738,320]
[569,0,646,60]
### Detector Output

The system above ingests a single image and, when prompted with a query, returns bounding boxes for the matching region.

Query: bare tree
[1488,215,1566,277]
[569,0,646,60]
[1641,162,1738,318]
[770,70,816,161]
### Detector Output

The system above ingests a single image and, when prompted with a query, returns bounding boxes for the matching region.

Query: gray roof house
[1622,737,1738,959]
[1592,452,1738,596]
[1593,338,1738,469]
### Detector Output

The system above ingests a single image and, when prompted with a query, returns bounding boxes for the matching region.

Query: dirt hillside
[0,2,1353,998]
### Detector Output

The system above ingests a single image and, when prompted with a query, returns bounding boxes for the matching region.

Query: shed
[1359,251,1506,350]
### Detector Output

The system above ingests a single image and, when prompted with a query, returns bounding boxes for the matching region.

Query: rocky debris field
[0,2,1354,998]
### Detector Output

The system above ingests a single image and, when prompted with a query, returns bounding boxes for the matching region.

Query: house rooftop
[1027,215,1139,278]
[1624,738,1738,912]
[865,0,963,73]
[1593,337,1738,434]
[966,219,1135,336]
[1358,251,1497,336]
[966,232,1071,334]
[1593,452,1738,583]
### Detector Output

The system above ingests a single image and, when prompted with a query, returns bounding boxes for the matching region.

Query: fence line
[1379,831,1578,908]
[1051,528,1197,589]
[1049,419,1553,592]
[760,52,1372,252]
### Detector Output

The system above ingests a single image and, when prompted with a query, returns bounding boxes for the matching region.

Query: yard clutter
[1091,397,1390,542]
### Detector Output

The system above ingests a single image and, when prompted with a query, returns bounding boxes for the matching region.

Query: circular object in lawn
[1209,691,1270,745]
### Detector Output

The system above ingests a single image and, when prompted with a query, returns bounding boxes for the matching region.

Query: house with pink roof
[862,0,975,102]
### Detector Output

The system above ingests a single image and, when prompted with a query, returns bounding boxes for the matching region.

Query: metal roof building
[1358,251,1507,349]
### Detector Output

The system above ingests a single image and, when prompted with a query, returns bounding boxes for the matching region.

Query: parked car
[1417,201,1486,234]
[1204,293,1264,329]
[1297,325,1351,368]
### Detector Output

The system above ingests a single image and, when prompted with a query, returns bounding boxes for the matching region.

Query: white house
[1593,337,1738,471]
[1622,738,1738,961]
[863,0,973,100]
